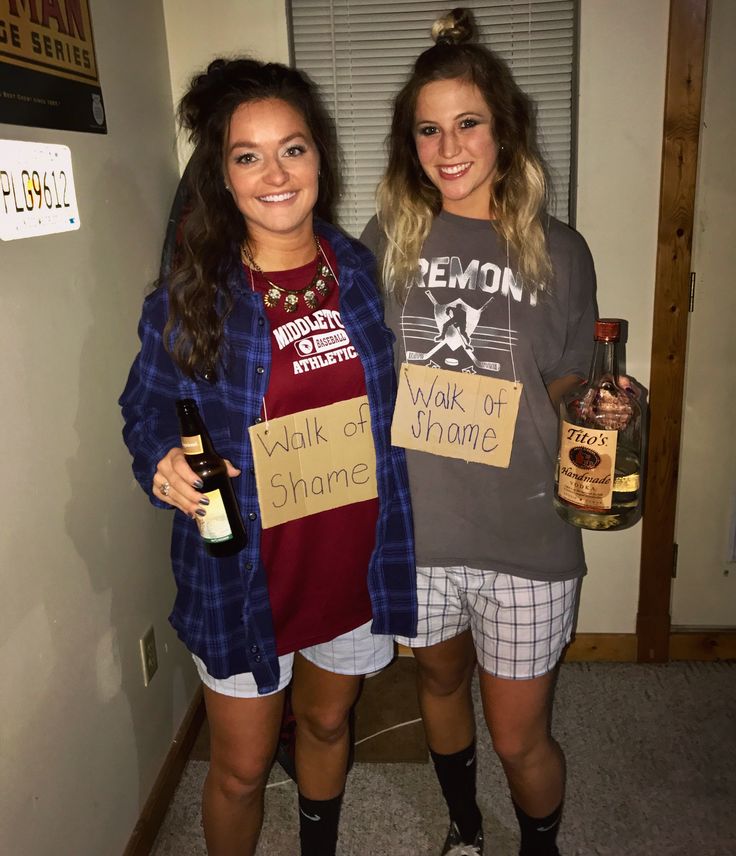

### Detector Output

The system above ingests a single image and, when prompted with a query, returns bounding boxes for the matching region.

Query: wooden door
[672,0,736,626]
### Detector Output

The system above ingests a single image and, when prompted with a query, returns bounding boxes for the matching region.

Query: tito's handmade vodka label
[557,423,617,511]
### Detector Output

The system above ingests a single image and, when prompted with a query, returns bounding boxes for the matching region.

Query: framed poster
[0,0,106,134]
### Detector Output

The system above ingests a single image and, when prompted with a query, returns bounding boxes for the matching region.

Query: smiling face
[414,77,499,219]
[224,98,320,246]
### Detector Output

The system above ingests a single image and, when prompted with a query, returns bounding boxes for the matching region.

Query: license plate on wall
[0,139,80,241]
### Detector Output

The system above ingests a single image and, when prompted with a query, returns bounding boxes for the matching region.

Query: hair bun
[206,58,228,78]
[179,60,229,132]
[431,7,476,46]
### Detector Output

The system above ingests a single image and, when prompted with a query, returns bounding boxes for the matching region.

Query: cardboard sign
[392,363,522,468]
[249,396,378,528]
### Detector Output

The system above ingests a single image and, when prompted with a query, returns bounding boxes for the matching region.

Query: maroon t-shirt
[246,241,378,655]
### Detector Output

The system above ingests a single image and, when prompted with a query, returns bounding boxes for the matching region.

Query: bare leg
[290,653,363,799]
[413,632,483,845]
[411,630,477,753]
[201,685,284,856]
[478,667,564,817]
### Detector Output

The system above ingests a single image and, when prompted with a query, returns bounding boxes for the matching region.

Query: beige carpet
[152,661,736,856]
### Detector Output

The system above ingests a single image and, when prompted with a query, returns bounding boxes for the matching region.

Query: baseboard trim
[669,631,736,661]
[564,633,638,661]
[123,686,205,856]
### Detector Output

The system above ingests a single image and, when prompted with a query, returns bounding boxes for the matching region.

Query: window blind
[289,0,576,236]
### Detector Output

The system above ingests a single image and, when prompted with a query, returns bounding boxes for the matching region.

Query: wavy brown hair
[377,7,552,299]
[164,58,338,379]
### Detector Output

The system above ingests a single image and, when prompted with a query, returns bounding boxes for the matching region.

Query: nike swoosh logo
[300,808,321,822]
[466,753,476,767]
[536,821,560,832]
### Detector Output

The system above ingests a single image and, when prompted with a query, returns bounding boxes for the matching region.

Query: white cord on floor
[266,777,295,789]
[353,717,422,746]
[265,716,423,789]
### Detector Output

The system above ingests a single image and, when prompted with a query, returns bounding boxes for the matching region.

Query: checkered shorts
[193,620,393,698]
[395,566,579,679]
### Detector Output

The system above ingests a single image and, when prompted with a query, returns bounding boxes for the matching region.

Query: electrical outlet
[139,626,158,687]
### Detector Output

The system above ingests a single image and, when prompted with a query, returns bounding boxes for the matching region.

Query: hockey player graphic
[435,304,474,351]
[406,291,498,373]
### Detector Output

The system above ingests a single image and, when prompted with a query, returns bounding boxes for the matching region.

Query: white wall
[0,3,198,855]
[163,0,290,170]
[575,0,669,632]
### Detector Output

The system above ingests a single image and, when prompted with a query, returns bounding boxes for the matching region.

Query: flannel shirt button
[250,644,258,653]
[256,365,265,374]
[245,562,253,570]
[248,512,257,520]
[258,317,265,327]
[254,655,262,662]
[254,416,263,423]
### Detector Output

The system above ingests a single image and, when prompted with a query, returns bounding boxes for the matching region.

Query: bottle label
[181,434,204,455]
[195,488,233,543]
[557,420,617,511]
[614,472,640,492]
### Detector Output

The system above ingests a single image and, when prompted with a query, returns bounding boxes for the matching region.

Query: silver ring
[160,481,171,497]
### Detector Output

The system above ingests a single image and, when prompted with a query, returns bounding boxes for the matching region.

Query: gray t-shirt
[361,211,596,581]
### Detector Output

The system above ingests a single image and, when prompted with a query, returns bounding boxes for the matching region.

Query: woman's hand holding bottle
[154,446,241,519]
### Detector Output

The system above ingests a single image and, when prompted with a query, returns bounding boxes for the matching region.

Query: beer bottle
[175,399,247,557]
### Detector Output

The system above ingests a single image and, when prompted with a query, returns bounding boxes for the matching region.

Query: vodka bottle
[176,399,247,556]
[553,320,642,531]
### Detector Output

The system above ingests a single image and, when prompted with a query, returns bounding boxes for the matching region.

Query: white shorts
[193,620,393,698]
[395,566,579,680]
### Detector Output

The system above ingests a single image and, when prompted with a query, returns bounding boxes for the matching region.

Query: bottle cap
[594,319,620,342]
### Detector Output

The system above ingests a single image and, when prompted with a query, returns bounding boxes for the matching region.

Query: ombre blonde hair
[377,7,553,299]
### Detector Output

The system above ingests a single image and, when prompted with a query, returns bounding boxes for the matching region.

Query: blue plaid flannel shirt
[119,220,417,692]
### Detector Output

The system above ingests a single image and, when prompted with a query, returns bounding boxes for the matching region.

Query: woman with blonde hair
[362,8,596,855]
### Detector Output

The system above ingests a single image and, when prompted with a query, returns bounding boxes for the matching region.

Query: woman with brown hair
[362,8,596,855]
[120,57,416,856]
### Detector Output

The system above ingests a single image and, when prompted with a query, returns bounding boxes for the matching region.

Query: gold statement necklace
[241,236,334,313]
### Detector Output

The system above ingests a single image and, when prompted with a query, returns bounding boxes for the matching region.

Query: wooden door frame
[637,0,709,662]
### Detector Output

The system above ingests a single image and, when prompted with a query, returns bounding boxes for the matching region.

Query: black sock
[298,792,342,856]
[513,799,563,856]
[430,740,483,843]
